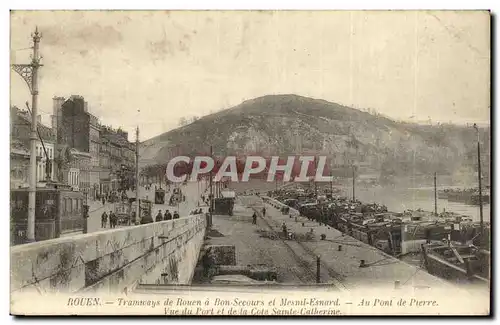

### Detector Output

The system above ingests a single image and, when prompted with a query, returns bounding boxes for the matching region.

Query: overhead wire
[425,12,487,59]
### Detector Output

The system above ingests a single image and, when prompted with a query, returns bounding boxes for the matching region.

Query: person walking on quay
[109,210,117,229]
[282,222,288,239]
[173,211,180,219]
[252,212,257,225]
[262,207,266,217]
[101,211,108,228]
[165,210,172,221]
[155,210,164,222]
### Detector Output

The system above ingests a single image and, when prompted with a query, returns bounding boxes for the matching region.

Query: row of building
[10,95,136,200]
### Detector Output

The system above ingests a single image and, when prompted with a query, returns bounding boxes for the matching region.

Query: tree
[54,145,74,182]
[178,117,188,126]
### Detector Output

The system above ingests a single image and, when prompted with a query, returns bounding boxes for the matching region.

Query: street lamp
[11,27,42,242]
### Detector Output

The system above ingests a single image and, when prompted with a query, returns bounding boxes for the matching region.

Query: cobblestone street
[204,196,339,285]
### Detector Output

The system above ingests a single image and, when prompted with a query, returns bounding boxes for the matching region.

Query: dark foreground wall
[10,215,206,298]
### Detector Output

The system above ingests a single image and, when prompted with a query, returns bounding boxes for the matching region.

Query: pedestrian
[102,197,106,206]
[155,210,164,222]
[165,210,172,220]
[262,207,266,217]
[109,211,117,228]
[101,211,108,228]
[173,211,180,219]
[252,212,257,225]
[131,211,137,226]
[282,222,288,239]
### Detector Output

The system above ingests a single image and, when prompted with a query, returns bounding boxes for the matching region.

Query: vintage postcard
[9,10,490,316]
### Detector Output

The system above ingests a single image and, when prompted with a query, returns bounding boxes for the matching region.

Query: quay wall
[261,196,300,216]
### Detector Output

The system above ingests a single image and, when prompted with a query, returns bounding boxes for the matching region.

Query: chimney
[52,96,65,116]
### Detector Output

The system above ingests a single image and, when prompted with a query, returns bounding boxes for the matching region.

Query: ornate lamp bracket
[11,64,34,95]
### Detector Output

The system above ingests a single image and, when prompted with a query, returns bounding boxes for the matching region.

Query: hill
[139,94,490,182]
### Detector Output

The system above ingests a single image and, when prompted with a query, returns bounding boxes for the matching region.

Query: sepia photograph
[8,9,491,316]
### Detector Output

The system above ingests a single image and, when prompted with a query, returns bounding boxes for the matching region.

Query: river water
[337,185,490,223]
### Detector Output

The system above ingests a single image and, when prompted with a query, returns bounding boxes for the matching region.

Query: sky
[10,10,490,141]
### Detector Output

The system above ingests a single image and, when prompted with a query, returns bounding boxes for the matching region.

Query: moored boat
[421,242,490,285]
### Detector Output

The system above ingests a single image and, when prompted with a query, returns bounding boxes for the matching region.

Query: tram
[10,183,85,245]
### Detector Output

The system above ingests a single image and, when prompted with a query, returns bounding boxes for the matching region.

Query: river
[337,185,490,223]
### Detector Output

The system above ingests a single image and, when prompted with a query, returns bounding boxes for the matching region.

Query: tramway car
[10,184,85,245]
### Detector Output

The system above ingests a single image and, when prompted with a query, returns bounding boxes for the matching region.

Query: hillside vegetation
[140,94,490,181]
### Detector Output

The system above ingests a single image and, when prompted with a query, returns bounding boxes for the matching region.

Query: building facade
[10,140,30,189]
[10,106,55,189]
[36,141,55,182]
[51,95,136,197]
[53,95,101,199]
[99,135,112,194]
[89,113,101,199]
[60,149,91,195]
[60,95,90,152]
[99,126,135,193]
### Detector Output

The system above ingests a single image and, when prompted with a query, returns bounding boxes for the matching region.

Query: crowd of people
[98,190,126,205]
[96,181,212,229]
[154,209,180,222]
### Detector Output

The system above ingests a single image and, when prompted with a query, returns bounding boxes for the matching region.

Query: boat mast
[330,158,333,195]
[352,165,356,201]
[473,124,484,245]
[434,172,438,216]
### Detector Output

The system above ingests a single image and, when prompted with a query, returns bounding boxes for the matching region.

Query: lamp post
[135,125,140,224]
[11,27,42,242]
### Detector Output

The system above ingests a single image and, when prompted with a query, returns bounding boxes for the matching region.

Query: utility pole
[352,165,356,201]
[473,124,484,243]
[24,102,51,182]
[11,27,42,242]
[434,172,438,216]
[135,126,140,224]
[330,159,334,196]
[209,145,213,214]
[313,156,318,198]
